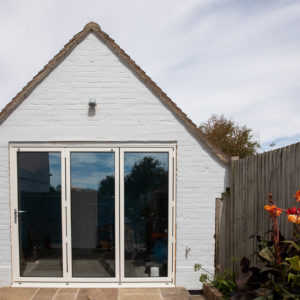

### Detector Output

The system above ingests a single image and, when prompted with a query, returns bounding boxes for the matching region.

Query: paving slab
[120,294,161,300]
[57,288,79,294]
[160,287,190,300]
[32,288,58,300]
[0,286,205,300]
[53,288,78,300]
[76,288,118,300]
[0,287,38,300]
[189,295,206,300]
[120,288,160,294]
[120,288,161,300]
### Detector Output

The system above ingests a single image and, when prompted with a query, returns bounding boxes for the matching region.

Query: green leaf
[199,274,208,283]
[286,256,300,271]
[288,273,300,287]
[282,240,300,252]
[194,264,202,272]
[259,247,275,263]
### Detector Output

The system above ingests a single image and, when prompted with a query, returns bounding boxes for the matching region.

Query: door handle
[14,209,26,224]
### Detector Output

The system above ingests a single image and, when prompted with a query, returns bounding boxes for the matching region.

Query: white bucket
[150,267,159,277]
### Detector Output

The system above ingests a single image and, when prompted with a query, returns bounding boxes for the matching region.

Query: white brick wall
[0,33,228,289]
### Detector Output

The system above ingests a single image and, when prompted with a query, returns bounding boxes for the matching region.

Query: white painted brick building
[0,23,229,290]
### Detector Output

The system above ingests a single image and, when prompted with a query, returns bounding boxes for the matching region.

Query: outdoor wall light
[88,98,97,117]
[88,98,97,108]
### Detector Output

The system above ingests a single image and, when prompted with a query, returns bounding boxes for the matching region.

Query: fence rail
[216,142,300,270]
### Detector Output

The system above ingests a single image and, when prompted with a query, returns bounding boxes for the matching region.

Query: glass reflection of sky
[49,153,61,189]
[50,152,168,189]
[124,152,168,175]
[71,153,114,190]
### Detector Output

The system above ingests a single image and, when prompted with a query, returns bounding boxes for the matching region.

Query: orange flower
[265,204,277,211]
[297,218,300,225]
[288,214,298,223]
[294,190,300,202]
[265,204,282,217]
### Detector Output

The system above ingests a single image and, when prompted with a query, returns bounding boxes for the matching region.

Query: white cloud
[1,0,300,151]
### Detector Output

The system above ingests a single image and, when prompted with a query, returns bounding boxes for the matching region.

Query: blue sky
[1,0,300,151]
[71,152,114,190]
[69,152,168,189]
[49,153,61,189]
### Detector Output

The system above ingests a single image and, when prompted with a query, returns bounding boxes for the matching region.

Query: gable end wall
[0,33,228,289]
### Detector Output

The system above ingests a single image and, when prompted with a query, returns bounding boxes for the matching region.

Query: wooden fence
[216,142,300,271]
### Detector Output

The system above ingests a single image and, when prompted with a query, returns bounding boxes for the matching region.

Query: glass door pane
[123,152,169,278]
[17,152,62,277]
[70,152,115,278]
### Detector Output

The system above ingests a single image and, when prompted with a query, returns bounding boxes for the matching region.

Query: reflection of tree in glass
[125,156,168,254]
[98,157,168,199]
[98,175,115,249]
[49,184,61,192]
[98,175,114,196]
[125,157,168,196]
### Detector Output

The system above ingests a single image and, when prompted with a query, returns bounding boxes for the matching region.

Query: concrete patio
[0,287,205,300]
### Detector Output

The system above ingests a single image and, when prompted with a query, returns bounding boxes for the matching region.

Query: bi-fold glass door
[15,151,64,279]
[120,149,173,282]
[10,146,174,284]
[67,149,119,282]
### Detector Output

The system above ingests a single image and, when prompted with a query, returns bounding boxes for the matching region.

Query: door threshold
[12,282,175,288]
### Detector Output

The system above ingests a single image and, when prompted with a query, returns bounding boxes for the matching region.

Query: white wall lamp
[88,98,97,116]
[89,98,97,108]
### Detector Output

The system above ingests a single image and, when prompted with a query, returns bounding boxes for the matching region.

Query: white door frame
[10,144,176,286]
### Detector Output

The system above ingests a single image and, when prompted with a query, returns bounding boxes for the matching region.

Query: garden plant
[195,191,300,299]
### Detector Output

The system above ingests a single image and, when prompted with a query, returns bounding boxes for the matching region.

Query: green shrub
[195,237,300,299]
[194,264,237,299]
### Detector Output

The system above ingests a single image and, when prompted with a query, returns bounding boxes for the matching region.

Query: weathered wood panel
[216,142,300,271]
